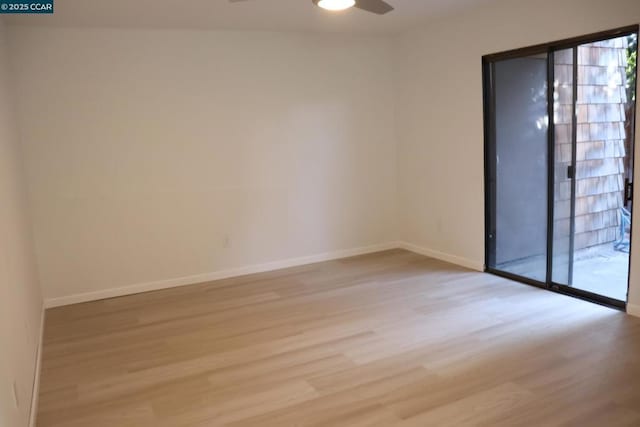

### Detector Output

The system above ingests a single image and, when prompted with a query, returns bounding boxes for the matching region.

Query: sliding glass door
[484,27,638,308]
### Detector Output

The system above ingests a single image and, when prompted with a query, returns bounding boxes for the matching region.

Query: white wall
[8,27,398,302]
[394,0,640,311]
[0,19,43,427]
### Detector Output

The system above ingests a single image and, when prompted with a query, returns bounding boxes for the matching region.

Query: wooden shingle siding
[553,38,630,250]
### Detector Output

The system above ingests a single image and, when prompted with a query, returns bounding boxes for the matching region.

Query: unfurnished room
[1,0,640,426]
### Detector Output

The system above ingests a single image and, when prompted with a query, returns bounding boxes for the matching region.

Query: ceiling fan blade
[354,0,394,14]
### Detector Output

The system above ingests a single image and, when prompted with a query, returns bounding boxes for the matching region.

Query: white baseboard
[44,242,402,308]
[29,304,45,427]
[43,241,486,308]
[399,241,484,272]
[628,303,640,318]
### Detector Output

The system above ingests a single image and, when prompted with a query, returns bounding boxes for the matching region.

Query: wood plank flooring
[36,249,640,426]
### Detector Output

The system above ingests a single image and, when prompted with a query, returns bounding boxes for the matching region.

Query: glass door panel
[563,35,636,302]
[488,54,549,282]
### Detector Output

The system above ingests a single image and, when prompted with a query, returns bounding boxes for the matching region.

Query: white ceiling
[3,0,494,35]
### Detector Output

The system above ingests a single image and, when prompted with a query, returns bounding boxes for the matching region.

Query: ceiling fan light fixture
[317,0,356,11]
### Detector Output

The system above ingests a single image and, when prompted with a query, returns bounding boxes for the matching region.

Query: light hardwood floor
[37,249,640,426]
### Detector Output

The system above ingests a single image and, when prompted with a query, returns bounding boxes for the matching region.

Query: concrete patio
[572,244,629,301]
[495,243,629,302]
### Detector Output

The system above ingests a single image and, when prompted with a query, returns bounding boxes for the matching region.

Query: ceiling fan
[229,0,394,15]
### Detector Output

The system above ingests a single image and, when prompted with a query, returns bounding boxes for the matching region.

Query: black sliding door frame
[567,46,579,287]
[483,25,639,310]
[546,47,557,289]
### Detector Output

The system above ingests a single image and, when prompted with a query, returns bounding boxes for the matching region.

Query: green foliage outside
[628,34,637,101]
